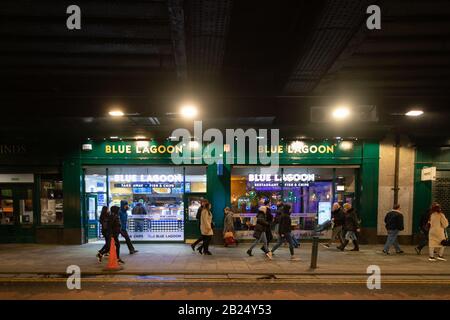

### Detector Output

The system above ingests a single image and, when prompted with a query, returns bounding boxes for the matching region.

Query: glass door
[85,193,98,242]
[184,193,206,241]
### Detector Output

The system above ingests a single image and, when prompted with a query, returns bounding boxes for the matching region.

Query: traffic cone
[104,237,123,271]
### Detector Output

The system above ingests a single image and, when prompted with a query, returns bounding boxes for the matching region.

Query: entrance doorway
[184,193,207,240]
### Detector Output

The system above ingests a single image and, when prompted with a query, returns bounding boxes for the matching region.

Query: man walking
[247,206,272,259]
[383,204,404,254]
[270,204,298,260]
[337,203,360,251]
[323,202,345,248]
[119,200,138,254]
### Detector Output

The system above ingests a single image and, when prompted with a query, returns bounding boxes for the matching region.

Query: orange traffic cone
[104,237,123,271]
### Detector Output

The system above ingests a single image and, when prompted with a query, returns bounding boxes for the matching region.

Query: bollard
[310,236,319,269]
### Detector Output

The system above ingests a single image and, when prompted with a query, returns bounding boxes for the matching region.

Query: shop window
[231,166,356,239]
[0,187,14,225]
[40,176,63,225]
[185,166,207,193]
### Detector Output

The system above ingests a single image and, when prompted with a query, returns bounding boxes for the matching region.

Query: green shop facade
[0,139,381,244]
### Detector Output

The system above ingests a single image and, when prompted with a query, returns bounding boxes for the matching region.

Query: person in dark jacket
[260,200,273,252]
[109,205,124,264]
[415,209,432,254]
[247,206,272,259]
[270,204,298,260]
[96,206,110,262]
[323,202,345,248]
[119,200,138,254]
[337,203,360,251]
[383,204,405,254]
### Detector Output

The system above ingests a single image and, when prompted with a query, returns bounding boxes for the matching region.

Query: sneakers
[382,250,390,255]
[415,247,421,255]
[437,256,447,261]
[191,244,196,252]
[96,252,103,262]
[104,252,109,257]
[130,250,139,254]
[117,259,125,264]
[396,250,404,254]
[246,249,253,257]
[265,251,273,260]
[428,257,437,262]
[204,251,212,255]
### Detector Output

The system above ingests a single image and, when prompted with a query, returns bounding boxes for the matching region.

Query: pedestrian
[270,204,298,260]
[132,200,147,215]
[323,202,345,248]
[223,207,237,246]
[199,200,214,255]
[96,206,110,262]
[382,204,405,254]
[109,205,124,264]
[415,208,432,255]
[260,200,273,252]
[428,203,449,262]
[337,203,360,251]
[191,199,206,253]
[246,206,272,259]
[119,200,138,254]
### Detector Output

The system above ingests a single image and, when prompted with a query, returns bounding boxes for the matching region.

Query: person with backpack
[382,204,405,254]
[247,206,272,259]
[270,204,298,260]
[96,206,110,262]
[119,200,138,254]
[109,205,124,264]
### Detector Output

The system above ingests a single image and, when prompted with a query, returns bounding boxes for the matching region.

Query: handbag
[441,228,450,246]
[224,231,234,239]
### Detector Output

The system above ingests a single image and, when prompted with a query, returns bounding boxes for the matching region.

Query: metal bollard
[310,236,319,269]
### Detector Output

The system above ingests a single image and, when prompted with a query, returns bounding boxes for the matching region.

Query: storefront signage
[258,143,334,154]
[248,173,315,182]
[112,174,183,183]
[421,167,436,181]
[0,144,27,155]
[104,144,183,154]
[114,183,175,188]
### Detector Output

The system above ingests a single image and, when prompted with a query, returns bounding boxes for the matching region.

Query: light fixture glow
[134,136,147,140]
[180,104,198,119]
[332,107,351,120]
[110,136,119,139]
[405,110,424,117]
[109,110,124,117]
[290,140,305,152]
[339,141,354,151]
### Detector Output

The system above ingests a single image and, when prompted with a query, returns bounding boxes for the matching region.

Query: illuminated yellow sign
[105,144,183,154]
[258,144,334,154]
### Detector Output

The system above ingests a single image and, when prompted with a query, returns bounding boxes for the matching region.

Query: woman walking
[96,206,110,262]
[428,203,449,262]
[199,200,214,255]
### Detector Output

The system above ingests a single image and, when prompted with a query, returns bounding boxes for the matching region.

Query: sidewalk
[0,243,448,276]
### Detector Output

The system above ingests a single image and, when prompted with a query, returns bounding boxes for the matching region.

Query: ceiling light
[339,141,354,151]
[405,110,424,117]
[332,106,351,120]
[180,104,198,119]
[110,136,119,139]
[109,110,124,117]
[134,136,147,140]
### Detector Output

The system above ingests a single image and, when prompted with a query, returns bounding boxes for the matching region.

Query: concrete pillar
[377,134,415,243]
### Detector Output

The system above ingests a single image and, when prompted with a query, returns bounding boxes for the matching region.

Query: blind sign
[421,167,436,181]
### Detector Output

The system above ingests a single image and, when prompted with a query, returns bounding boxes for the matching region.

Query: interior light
[332,106,351,120]
[109,110,124,117]
[110,136,119,139]
[405,110,424,117]
[180,104,198,119]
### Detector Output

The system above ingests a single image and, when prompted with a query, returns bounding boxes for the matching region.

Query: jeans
[271,232,295,255]
[328,225,344,246]
[249,232,268,253]
[383,229,402,253]
[99,231,110,255]
[120,229,135,253]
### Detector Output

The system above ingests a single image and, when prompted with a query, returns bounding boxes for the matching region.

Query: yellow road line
[1,278,450,285]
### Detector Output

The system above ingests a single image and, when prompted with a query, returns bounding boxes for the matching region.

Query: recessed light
[109,110,124,117]
[110,136,119,139]
[332,106,351,120]
[405,110,424,117]
[180,104,198,119]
